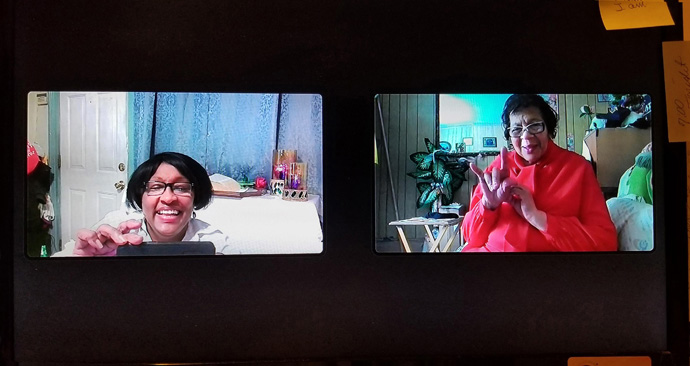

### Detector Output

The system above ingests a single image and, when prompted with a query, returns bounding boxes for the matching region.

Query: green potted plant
[408,138,470,212]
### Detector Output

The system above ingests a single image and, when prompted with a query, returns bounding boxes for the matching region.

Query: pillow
[209,173,241,192]
[617,151,652,204]
[606,196,653,251]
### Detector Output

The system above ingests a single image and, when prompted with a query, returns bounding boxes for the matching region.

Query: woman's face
[509,106,550,165]
[141,163,195,242]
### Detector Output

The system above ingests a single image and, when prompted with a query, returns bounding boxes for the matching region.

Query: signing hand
[509,185,547,231]
[73,220,145,256]
[469,147,516,210]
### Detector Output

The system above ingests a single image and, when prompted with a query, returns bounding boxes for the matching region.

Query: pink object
[27,141,39,175]
[255,176,267,189]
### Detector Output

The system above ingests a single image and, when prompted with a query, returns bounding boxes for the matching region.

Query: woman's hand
[469,147,516,210]
[73,220,145,256]
[509,185,547,231]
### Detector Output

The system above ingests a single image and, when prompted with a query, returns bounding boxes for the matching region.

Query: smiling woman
[52,152,237,256]
[461,94,618,252]
[27,91,324,257]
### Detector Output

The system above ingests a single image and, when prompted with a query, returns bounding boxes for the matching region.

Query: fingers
[469,162,483,179]
[122,233,144,245]
[510,185,527,198]
[499,147,509,172]
[75,229,104,250]
[501,178,517,193]
[95,224,130,246]
[491,168,501,190]
[73,221,143,256]
[508,197,525,219]
[470,163,491,192]
[118,219,143,235]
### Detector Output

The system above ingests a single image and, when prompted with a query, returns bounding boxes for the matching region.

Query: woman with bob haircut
[53,152,239,256]
[461,94,617,252]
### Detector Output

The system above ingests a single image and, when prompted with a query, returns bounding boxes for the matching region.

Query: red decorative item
[255,176,267,189]
[27,141,39,175]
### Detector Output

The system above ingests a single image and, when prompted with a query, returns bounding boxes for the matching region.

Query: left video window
[26,92,324,257]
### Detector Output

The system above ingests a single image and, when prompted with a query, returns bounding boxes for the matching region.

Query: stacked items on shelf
[271,149,308,201]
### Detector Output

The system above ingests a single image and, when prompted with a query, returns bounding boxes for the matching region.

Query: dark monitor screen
[6,0,688,365]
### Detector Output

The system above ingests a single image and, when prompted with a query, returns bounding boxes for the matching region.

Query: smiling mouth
[156,209,180,216]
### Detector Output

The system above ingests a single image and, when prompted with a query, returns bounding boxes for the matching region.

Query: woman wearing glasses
[53,152,236,256]
[461,94,617,252]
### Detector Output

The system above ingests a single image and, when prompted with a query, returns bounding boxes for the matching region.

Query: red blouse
[461,140,617,252]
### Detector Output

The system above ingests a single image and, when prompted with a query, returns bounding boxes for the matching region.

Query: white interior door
[59,92,128,246]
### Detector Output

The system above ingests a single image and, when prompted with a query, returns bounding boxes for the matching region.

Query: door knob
[114,180,125,191]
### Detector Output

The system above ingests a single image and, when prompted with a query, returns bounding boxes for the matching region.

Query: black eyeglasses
[507,121,546,138]
[144,181,194,197]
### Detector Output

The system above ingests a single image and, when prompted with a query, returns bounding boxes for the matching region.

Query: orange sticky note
[685,2,690,40]
[599,1,674,30]
[663,41,690,142]
[568,356,651,366]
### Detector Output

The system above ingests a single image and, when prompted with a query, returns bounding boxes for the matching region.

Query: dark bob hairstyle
[125,152,213,211]
[501,94,559,141]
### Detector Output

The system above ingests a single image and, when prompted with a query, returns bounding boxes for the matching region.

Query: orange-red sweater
[461,141,617,252]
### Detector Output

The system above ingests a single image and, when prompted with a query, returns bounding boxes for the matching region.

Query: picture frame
[540,94,558,114]
[483,137,497,148]
[597,93,614,102]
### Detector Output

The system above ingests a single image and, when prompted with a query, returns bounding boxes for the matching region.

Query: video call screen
[374,93,653,253]
[26,91,323,257]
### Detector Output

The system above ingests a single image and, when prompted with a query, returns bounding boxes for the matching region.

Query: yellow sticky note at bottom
[568,356,651,366]
[599,1,674,30]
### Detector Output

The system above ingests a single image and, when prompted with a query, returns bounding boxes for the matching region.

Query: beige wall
[375,94,437,240]
[27,91,50,157]
[555,93,609,155]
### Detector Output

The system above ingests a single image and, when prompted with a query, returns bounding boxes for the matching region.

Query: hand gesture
[509,185,547,231]
[73,220,145,256]
[469,147,516,210]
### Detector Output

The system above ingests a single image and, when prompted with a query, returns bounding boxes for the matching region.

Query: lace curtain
[129,92,323,196]
[277,94,323,197]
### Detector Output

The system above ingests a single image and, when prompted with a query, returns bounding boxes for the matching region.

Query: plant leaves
[441,194,452,206]
[409,152,427,164]
[407,136,471,210]
[441,171,452,186]
[417,182,431,194]
[407,170,432,180]
[417,187,438,208]
[432,159,447,182]
[450,174,465,191]
[417,153,434,170]
[424,138,435,153]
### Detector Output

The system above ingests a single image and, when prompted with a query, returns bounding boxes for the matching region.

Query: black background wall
[4,1,689,365]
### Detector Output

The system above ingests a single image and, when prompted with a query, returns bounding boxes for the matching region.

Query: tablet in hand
[115,241,216,256]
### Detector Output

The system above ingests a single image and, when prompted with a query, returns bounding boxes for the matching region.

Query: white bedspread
[196,194,323,254]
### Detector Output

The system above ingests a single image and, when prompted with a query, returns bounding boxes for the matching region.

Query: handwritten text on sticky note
[663,41,690,142]
[599,1,674,30]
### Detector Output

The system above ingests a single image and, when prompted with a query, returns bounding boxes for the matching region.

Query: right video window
[374,93,653,253]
